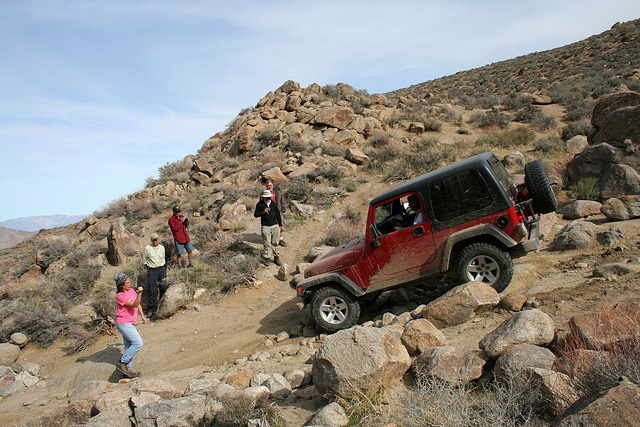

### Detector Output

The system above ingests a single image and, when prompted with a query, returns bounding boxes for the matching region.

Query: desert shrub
[311,163,345,187]
[563,97,594,122]
[285,136,305,153]
[4,300,70,347]
[534,135,564,154]
[319,217,363,247]
[65,324,99,354]
[422,117,443,132]
[157,158,192,185]
[476,127,536,148]
[481,108,512,128]
[368,130,391,148]
[37,237,73,269]
[568,177,600,201]
[214,394,284,426]
[283,176,314,204]
[396,373,548,426]
[189,221,222,246]
[561,119,591,141]
[95,197,127,219]
[557,317,640,398]
[503,93,533,111]
[56,261,102,300]
[252,128,280,153]
[439,104,463,125]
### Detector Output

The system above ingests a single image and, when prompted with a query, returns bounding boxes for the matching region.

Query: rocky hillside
[0,226,36,252]
[0,19,639,426]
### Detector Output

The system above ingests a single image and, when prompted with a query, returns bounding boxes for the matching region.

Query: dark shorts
[175,240,194,254]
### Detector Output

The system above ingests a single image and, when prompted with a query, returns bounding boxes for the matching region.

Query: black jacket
[254,200,283,227]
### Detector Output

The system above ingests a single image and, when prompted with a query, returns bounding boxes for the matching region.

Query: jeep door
[369,193,436,283]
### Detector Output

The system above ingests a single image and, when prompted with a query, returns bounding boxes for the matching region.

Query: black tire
[310,286,360,332]
[524,160,557,214]
[455,243,514,292]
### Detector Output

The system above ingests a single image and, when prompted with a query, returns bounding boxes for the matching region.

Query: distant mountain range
[0,214,89,232]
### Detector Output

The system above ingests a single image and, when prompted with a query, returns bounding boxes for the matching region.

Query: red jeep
[293,152,557,331]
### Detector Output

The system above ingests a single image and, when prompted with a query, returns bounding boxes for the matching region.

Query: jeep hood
[306,236,364,277]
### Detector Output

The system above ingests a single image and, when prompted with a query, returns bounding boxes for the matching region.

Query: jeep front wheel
[455,243,514,292]
[310,286,360,332]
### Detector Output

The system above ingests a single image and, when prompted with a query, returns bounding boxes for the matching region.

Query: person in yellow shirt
[142,233,166,318]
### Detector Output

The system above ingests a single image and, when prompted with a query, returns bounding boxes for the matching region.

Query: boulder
[0,343,20,366]
[567,299,640,350]
[313,326,411,399]
[553,377,640,427]
[412,346,489,386]
[184,378,219,396]
[479,309,555,358]
[552,220,597,250]
[288,162,318,179]
[307,402,349,427]
[600,163,640,199]
[500,294,528,311]
[289,200,314,219]
[557,200,602,219]
[93,389,134,415]
[157,282,191,319]
[192,158,213,177]
[422,281,500,328]
[132,379,182,399]
[600,195,640,220]
[593,262,636,278]
[68,380,109,403]
[107,221,141,266]
[9,333,28,348]
[345,148,370,165]
[493,343,556,382]
[277,80,301,94]
[311,106,355,130]
[19,399,94,426]
[592,106,640,149]
[85,410,132,427]
[135,394,208,427]
[502,151,525,170]
[591,91,640,128]
[566,143,625,182]
[565,135,589,154]
[529,368,579,416]
[401,318,447,355]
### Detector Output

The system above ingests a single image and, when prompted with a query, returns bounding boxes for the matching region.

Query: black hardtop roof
[370,152,498,206]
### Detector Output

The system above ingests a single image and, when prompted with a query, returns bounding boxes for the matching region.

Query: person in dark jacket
[264,180,287,246]
[254,190,284,266]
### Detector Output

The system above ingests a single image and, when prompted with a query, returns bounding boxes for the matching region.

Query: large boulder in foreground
[479,309,555,358]
[313,326,411,399]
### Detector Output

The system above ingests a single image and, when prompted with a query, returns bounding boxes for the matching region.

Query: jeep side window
[373,198,404,235]
[431,170,493,222]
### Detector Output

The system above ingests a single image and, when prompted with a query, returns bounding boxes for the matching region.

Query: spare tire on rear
[524,160,557,214]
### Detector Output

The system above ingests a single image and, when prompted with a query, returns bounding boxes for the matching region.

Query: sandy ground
[3,178,640,425]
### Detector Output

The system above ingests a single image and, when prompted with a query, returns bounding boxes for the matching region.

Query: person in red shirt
[168,206,194,267]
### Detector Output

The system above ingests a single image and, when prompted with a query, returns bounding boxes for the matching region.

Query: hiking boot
[274,256,282,266]
[261,257,270,267]
[187,263,193,268]
[279,239,288,247]
[117,361,131,376]
[127,371,141,379]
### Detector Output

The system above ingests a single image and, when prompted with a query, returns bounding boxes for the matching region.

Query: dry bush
[395,373,548,427]
[0,300,70,347]
[214,395,284,426]
[557,312,640,397]
[37,236,73,269]
[368,130,392,148]
[283,176,314,204]
[560,119,591,141]
[477,127,536,149]
[55,261,102,301]
[157,158,193,185]
[319,217,363,247]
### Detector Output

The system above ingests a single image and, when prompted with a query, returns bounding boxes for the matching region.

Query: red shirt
[168,214,190,244]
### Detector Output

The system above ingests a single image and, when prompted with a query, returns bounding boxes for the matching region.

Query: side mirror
[369,224,381,248]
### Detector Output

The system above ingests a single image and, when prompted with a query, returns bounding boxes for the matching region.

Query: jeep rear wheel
[455,243,514,292]
[524,160,557,214]
[310,286,360,332]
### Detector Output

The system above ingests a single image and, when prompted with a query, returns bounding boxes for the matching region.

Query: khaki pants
[261,224,280,259]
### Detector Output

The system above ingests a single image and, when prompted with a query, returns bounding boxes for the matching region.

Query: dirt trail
[4,179,640,424]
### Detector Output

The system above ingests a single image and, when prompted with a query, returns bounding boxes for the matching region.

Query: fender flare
[295,273,365,298]
[440,224,517,272]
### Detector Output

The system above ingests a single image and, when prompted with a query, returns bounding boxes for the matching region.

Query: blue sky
[1,1,639,222]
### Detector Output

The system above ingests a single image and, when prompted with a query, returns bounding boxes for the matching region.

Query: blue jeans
[116,323,143,370]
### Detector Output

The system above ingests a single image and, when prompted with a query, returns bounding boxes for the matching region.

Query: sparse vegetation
[568,177,600,201]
